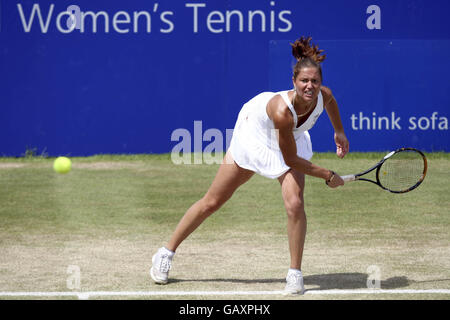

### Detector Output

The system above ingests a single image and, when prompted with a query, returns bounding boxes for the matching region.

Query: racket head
[376,148,427,193]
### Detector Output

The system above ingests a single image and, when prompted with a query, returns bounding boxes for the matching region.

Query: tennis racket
[341,148,427,193]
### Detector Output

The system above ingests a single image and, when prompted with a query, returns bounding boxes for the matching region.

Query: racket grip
[341,175,356,182]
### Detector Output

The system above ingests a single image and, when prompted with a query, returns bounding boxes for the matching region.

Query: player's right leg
[150,151,254,284]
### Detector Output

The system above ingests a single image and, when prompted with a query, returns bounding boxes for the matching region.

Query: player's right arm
[266,95,343,187]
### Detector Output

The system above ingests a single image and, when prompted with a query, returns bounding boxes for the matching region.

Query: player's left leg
[278,169,306,294]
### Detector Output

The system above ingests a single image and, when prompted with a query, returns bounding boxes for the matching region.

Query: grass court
[0,152,449,300]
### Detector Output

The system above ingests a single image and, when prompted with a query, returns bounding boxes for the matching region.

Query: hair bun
[291,36,326,63]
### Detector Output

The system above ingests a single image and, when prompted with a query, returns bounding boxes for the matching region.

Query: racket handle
[341,175,356,182]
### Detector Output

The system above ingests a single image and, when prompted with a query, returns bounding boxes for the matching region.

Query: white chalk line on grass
[0,289,449,299]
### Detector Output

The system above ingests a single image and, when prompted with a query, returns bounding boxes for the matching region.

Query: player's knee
[284,197,305,220]
[201,197,224,216]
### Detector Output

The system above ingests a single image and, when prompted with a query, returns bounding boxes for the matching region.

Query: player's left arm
[321,86,349,158]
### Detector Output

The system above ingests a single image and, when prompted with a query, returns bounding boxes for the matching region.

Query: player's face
[293,67,322,102]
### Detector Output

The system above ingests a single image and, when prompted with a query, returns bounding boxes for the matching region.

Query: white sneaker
[284,269,305,295]
[150,247,174,284]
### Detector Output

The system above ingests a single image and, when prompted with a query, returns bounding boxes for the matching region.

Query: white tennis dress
[229,89,324,179]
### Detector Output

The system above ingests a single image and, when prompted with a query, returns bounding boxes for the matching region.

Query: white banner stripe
[0,289,449,298]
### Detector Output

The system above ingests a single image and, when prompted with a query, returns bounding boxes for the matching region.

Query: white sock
[288,268,302,276]
[161,247,175,257]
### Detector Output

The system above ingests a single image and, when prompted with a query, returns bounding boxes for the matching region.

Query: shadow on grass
[170,278,284,285]
[304,273,410,290]
[170,273,410,289]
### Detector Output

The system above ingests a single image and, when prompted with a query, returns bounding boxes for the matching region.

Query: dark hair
[291,36,326,80]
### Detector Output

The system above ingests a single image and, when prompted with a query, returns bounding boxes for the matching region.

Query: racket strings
[378,151,425,192]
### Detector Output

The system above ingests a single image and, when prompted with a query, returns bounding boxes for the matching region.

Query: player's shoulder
[268,92,285,106]
[320,86,335,106]
[267,94,294,129]
[320,86,333,99]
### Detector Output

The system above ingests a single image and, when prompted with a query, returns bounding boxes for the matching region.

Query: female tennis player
[151,36,349,294]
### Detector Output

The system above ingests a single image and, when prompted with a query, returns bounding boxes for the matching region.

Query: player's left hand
[334,132,349,158]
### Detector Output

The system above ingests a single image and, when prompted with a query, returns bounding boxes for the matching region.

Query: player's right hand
[326,173,344,188]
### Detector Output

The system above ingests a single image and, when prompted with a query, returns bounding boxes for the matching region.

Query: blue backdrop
[0,0,449,156]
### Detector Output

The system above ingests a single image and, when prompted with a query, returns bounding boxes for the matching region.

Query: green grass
[0,152,449,300]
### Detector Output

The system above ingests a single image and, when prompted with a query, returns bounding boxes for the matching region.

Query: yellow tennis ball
[53,156,72,174]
